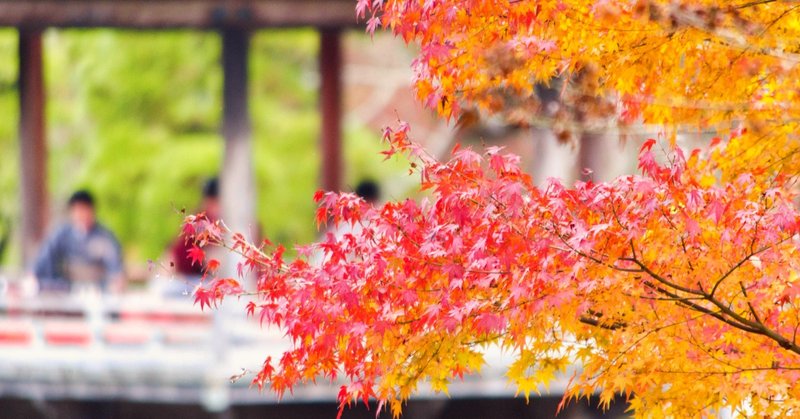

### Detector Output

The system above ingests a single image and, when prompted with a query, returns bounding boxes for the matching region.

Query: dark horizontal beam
[0,1,360,29]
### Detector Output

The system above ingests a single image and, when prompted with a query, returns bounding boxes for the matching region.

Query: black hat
[355,180,379,202]
[68,190,94,207]
[202,177,219,198]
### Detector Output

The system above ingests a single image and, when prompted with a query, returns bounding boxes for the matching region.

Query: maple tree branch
[622,242,784,338]
[652,365,800,374]
[735,0,780,9]
[579,316,626,331]
[738,281,764,325]
[631,256,800,355]
[622,256,704,296]
[639,278,763,335]
[702,282,800,355]
[626,293,706,302]
[679,317,799,377]
[552,231,779,338]
[708,245,766,298]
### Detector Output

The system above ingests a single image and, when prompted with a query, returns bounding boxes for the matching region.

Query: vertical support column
[18,28,47,267]
[578,131,626,183]
[577,132,605,182]
[531,126,578,186]
[578,129,629,183]
[530,80,578,186]
[319,28,342,192]
[220,28,256,239]
[212,28,255,417]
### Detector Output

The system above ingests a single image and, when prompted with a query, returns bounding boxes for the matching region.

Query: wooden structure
[2,0,356,264]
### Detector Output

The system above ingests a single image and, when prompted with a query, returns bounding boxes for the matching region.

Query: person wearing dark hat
[355,179,380,204]
[33,190,124,293]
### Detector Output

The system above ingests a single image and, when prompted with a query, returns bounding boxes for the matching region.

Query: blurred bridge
[0,285,628,419]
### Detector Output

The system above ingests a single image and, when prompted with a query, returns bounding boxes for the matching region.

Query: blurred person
[170,177,220,277]
[33,190,124,293]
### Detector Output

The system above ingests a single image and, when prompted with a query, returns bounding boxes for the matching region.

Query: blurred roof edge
[0,0,361,29]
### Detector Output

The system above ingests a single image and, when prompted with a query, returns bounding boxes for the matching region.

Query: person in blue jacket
[33,190,124,293]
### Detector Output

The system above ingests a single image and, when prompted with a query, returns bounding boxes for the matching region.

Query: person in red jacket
[170,177,220,277]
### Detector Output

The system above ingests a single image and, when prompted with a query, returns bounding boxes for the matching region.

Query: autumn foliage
[186,1,800,417]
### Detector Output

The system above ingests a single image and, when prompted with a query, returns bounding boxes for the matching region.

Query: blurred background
[0,1,637,418]
[0,28,418,271]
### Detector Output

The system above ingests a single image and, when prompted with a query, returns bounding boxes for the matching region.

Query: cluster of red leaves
[185,122,800,417]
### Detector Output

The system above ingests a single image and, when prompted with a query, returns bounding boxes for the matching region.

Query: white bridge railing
[0,284,565,411]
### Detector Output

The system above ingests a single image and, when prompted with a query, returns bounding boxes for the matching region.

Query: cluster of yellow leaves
[380,1,800,141]
[512,142,800,417]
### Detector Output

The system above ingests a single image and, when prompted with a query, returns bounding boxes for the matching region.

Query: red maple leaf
[194,286,215,311]
[187,245,205,266]
[206,258,220,274]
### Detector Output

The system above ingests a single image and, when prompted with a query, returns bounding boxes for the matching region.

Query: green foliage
[44,29,224,263]
[0,28,403,267]
[0,29,18,265]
